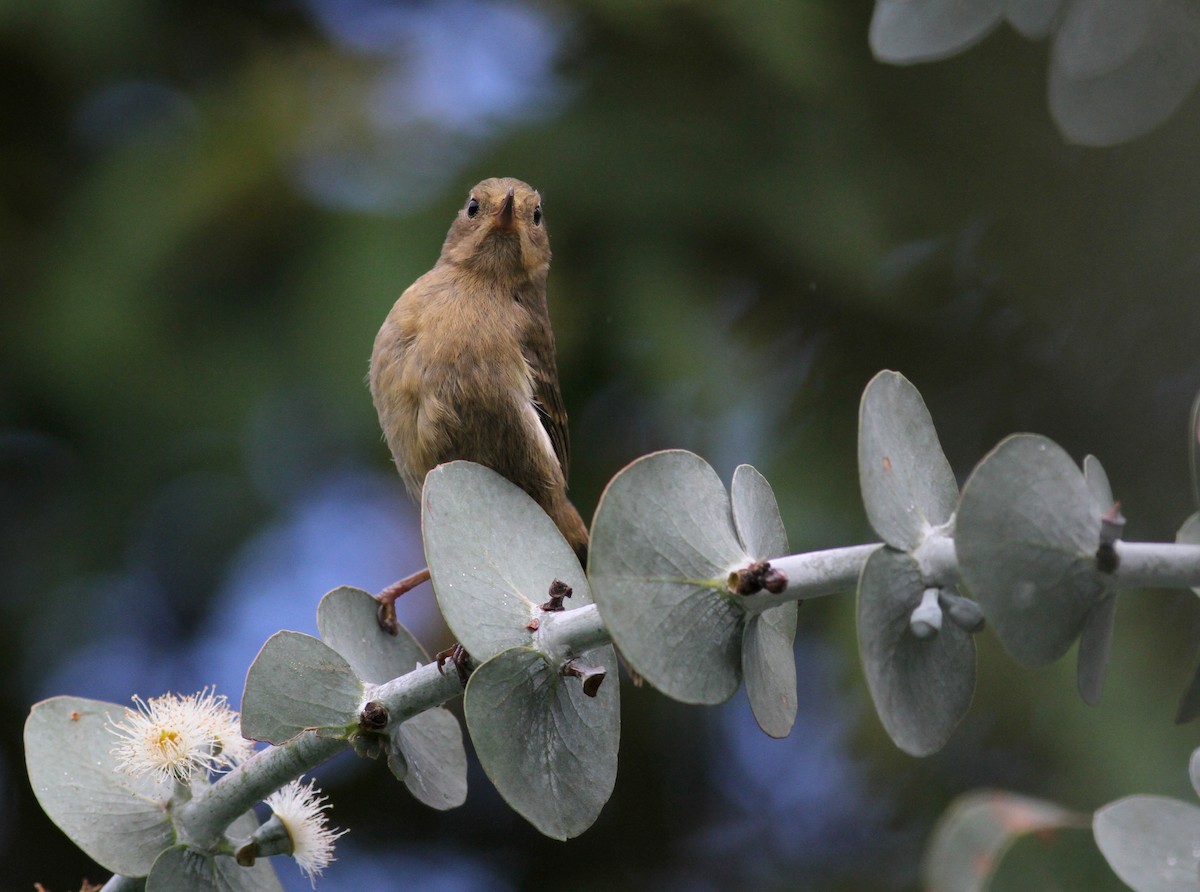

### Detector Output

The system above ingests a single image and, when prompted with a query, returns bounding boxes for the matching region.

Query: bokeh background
[5,1,1200,889]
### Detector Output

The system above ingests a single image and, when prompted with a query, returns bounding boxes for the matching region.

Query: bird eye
[467,198,479,218]
[533,205,542,226]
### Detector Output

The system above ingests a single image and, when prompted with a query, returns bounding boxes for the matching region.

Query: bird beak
[493,187,516,231]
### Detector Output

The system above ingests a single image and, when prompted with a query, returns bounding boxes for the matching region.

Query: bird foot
[435,642,474,687]
[375,566,432,635]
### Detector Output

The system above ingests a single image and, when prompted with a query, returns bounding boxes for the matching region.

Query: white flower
[107,687,251,784]
[181,688,255,768]
[265,778,348,885]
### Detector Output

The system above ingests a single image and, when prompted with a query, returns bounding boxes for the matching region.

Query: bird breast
[369,272,559,500]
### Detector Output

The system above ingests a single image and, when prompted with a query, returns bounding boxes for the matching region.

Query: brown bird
[369,177,588,631]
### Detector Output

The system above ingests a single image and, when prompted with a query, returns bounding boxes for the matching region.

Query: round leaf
[423,461,589,662]
[956,434,1108,667]
[25,696,175,877]
[1190,747,1200,799]
[589,450,747,705]
[1077,593,1118,706]
[730,464,789,560]
[858,370,958,551]
[730,463,797,736]
[742,603,798,738]
[388,707,468,811]
[857,548,975,756]
[1094,795,1200,892]
[1084,454,1114,513]
[870,0,1003,64]
[147,841,283,892]
[241,631,364,744]
[317,585,427,683]
[1005,0,1064,39]
[1049,0,1200,146]
[464,646,619,840]
[922,790,1089,892]
[1078,456,1118,705]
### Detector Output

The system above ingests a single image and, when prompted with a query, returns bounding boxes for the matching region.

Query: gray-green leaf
[241,632,363,744]
[146,839,283,892]
[1083,454,1114,513]
[589,450,748,704]
[857,548,975,756]
[464,646,619,840]
[742,604,798,738]
[858,370,958,551]
[730,463,797,737]
[388,707,468,810]
[25,696,175,877]
[423,461,589,662]
[730,463,789,560]
[922,789,1088,892]
[870,0,1003,64]
[956,434,1108,666]
[1076,594,1117,707]
[317,585,426,683]
[1094,795,1200,892]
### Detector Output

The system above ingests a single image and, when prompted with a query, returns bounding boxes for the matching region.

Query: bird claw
[435,643,474,686]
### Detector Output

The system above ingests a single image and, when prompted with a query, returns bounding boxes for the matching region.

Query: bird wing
[523,322,571,481]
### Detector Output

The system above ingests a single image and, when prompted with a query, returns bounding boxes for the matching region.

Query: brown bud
[359,700,389,731]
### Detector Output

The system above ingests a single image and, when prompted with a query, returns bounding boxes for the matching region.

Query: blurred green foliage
[5,1,1200,889]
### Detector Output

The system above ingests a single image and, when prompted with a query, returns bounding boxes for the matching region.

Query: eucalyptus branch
[734,543,881,612]
[1112,541,1200,589]
[534,602,612,663]
[367,657,470,729]
[178,733,345,846]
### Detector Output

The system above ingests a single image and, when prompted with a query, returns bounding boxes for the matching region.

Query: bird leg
[435,642,474,687]
[375,566,431,635]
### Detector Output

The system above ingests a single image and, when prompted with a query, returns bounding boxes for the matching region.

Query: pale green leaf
[241,632,363,745]
[870,0,1003,64]
[956,434,1108,666]
[1083,454,1114,513]
[730,463,789,559]
[1077,594,1118,707]
[464,646,619,840]
[422,461,589,662]
[589,450,747,704]
[25,696,175,877]
[742,604,798,738]
[1005,0,1064,39]
[857,548,974,756]
[922,789,1089,892]
[317,585,426,683]
[1094,795,1200,892]
[1049,0,1200,146]
[858,371,958,551]
[730,463,797,737]
[388,707,468,811]
[146,841,283,892]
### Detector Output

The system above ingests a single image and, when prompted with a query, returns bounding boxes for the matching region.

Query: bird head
[440,177,551,281]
